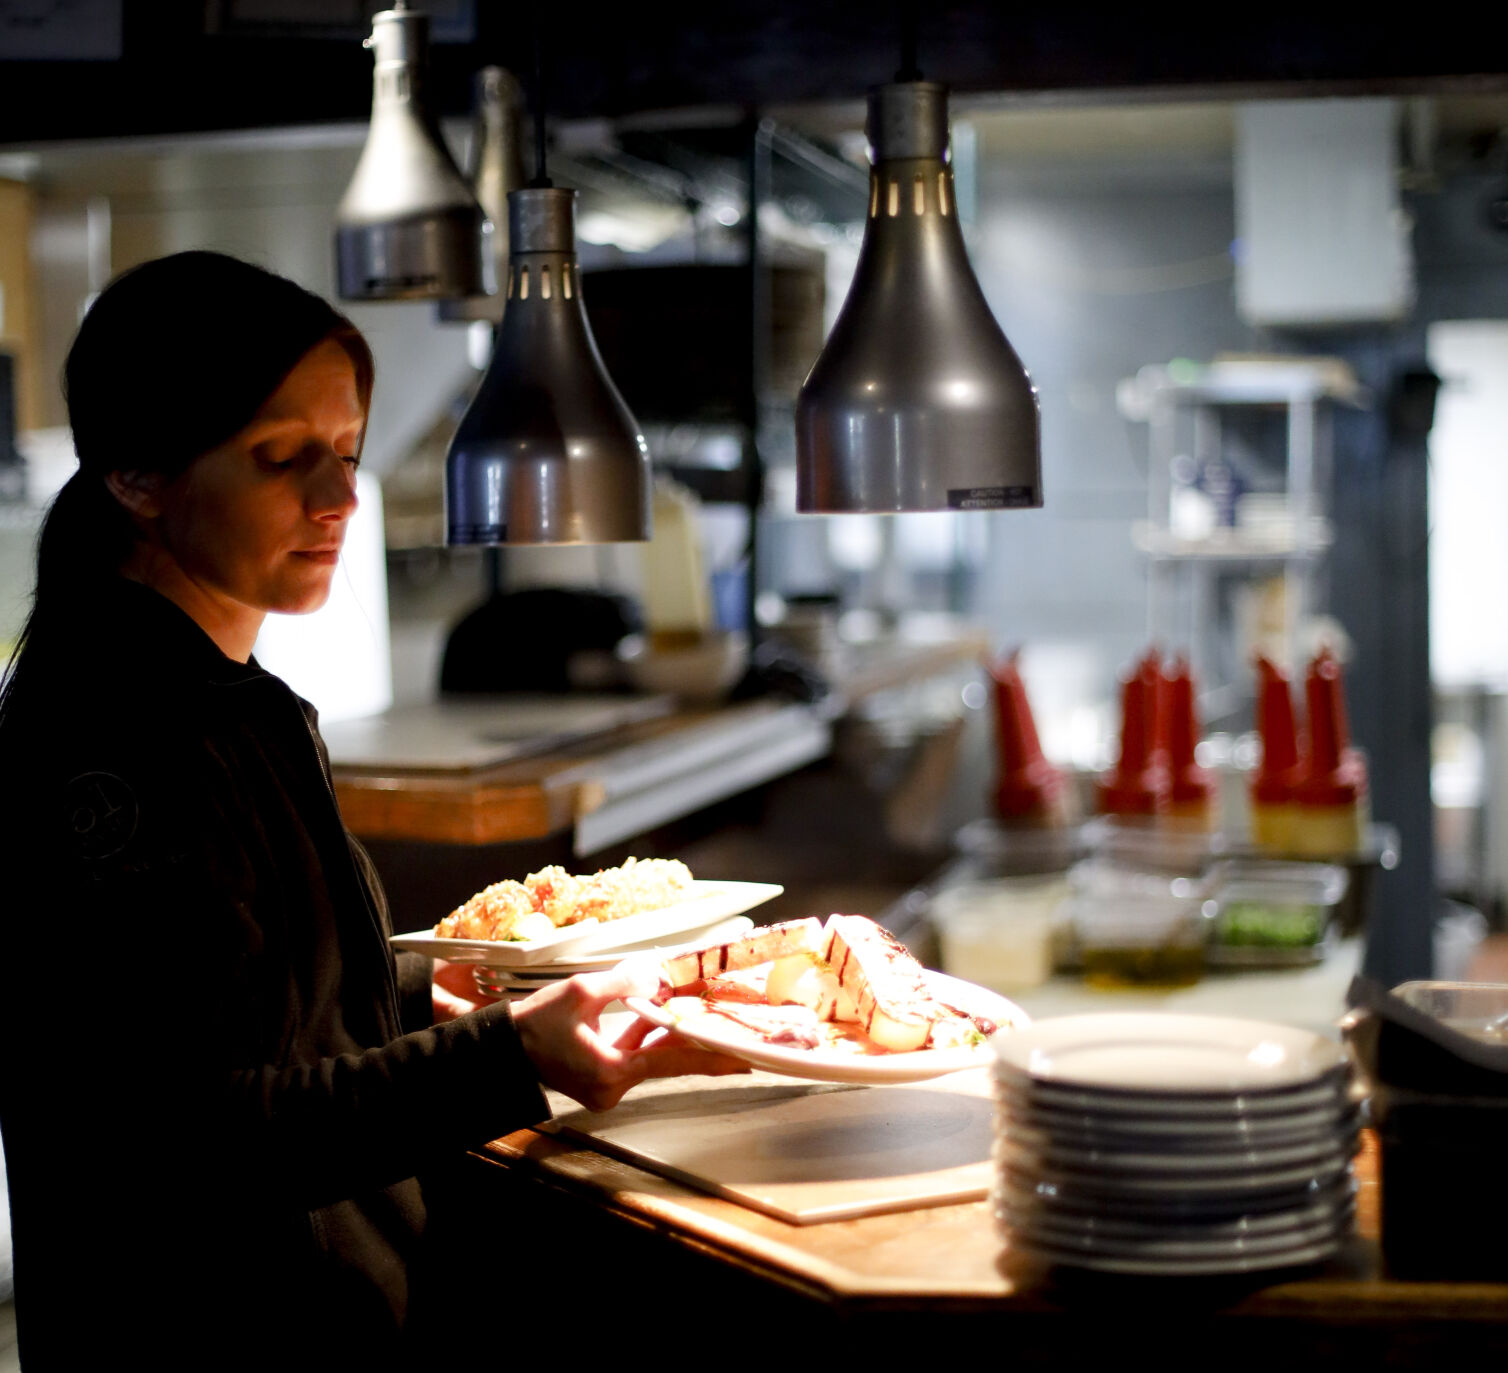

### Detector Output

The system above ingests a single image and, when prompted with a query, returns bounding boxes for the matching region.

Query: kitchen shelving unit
[1118,357,1366,729]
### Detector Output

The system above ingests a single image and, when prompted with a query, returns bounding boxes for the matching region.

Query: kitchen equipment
[993,1012,1361,1275]
[438,66,527,324]
[640,476,712,642]
[320,693,674,773]
[438,587,641,694]
[445,186,652,545]
[796,79,1040,513]
[1345,976,1508,1279]
[335,4,487,301]
[616,630,748,703]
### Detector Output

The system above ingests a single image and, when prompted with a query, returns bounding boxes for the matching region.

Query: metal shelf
[1131,518,1334,562]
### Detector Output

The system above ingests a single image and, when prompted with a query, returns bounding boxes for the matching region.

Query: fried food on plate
[435,857,694,942]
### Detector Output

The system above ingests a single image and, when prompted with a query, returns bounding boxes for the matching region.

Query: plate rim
[991,1012,1350,1097]
[994,1097,1361,1141]
[1001,1227,1345,1275]
[994,1076,1354,1118]
[997,1152,1354,1198]
[996,1127,1361,1176]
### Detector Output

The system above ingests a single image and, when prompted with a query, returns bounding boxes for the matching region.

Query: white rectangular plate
[390,880,783,968]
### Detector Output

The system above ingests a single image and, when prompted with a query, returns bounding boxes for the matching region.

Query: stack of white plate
[992,1013,1361,1276]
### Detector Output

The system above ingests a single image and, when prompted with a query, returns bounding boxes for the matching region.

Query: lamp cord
[530,14,551,188]
[896,0,921,81]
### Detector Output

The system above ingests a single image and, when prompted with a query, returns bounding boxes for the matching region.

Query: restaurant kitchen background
[2,1,1508,1309]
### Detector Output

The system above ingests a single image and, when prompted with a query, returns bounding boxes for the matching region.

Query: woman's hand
[510,961,748,1112]
[432,959,502,1023]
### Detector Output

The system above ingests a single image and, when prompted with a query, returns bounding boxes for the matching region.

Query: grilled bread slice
[656,917,826,998]
[823,914,948,1052]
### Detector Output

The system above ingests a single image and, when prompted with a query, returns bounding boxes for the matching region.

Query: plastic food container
[929,875,1068,993]
[1204,861,1349,967]
[1391,981,1508,1042]
[1063,858,1212,989]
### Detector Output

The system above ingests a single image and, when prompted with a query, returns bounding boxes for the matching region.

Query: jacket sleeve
[224,1000,551,1211]
[393,950,437,1034]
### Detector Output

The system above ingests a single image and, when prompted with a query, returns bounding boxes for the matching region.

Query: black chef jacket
[0,578,549,1370]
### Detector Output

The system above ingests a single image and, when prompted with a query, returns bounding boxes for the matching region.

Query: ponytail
[0,471,136,714]
[34,470,136,606]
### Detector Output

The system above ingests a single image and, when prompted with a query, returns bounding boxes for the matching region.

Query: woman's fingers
[512,961,749,1112]
[577,957,662,1009]
[612,1015,659,1052]
[629,1040,751,1082]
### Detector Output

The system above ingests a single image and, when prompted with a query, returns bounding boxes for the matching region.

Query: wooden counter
[468,1099,1508,1364]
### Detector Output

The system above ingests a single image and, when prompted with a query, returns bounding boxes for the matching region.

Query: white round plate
[995,1075,1354,1120]
[1002,1206,1352,1261]
[994,1095,1361,1147]
[1001,1230,1343,1277]
[997,1151,1353,1200]
[993,1013,1350,1096]
[996,1164,1357,1213]
[997,1127,1359,1177]
[390,881,782,967]
[470,916,760,993]
[530,916,759,973]
[625,972,1029,1085]
[995,1184,1356,1244]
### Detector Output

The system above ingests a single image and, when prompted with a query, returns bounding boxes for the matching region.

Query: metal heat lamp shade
[796,81,1042,513]
[439,66,528,324]
[336,5,487,301]
[445,187,652,545]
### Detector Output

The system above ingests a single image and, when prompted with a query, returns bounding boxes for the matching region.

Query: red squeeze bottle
[1096,654,1167,816]
[1293,648,1369,855]
[1159,656,1217,831]
[986,649,1068,827]
[1250,654,1301,850]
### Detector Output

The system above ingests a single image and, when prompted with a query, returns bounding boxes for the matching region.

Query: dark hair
[1,251,374,706]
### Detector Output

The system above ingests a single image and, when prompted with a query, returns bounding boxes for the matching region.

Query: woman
[0,252,739,1370]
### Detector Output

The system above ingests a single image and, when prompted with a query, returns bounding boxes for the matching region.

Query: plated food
[627,913,1029,1083]
[393,879,783,968]
[435,856,694,942]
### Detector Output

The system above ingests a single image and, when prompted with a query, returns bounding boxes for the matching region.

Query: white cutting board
[320,694,675,773]
[543,1068,995,1225]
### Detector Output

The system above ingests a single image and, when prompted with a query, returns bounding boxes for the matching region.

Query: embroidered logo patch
[64,771,140,862]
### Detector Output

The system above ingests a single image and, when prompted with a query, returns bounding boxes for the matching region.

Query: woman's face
[144,338,366,620]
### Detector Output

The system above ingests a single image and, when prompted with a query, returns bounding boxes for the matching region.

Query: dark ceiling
[2,2,1506,145]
